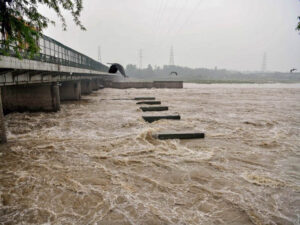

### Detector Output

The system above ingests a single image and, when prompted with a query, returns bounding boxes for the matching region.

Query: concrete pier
[91,79,99,91]
[1,83,60,114]
[0,89,7,143]
[59,81,81,101]
[81,79,93,95]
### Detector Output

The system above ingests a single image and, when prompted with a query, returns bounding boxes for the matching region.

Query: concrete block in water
[134,97,156,100]
[60,80,81,101]
[81,79,93,95]
[140,106,168,112]
[154,132,205,140]
[1,83,60,113]
[142,115,180,123]
[153,81,183,88]
[137,101,161,105]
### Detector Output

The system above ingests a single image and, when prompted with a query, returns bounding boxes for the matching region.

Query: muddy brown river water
[0,83,299,225]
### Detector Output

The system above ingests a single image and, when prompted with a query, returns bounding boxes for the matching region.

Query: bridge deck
[0,56,116,86]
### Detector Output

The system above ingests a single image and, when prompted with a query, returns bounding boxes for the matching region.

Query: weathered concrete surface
[153,81,183,88]
[81,79,93,95]
[136,101,161,105]
[142,115,180,123]
[154,132,205,140]
[140,106,168,112]
[111,82,153,89]
[59,81,81,101]
[103,81,113,88]
[1,83,60,114]
[91,79,99,91]
[0,88,7,143]
[109,81,183,89]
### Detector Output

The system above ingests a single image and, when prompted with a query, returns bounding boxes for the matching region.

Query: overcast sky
[40,0,300,72]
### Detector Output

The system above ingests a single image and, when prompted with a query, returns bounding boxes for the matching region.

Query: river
[0,83,299,225]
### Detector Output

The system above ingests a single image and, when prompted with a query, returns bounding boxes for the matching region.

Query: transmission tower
[261,52,267,72]
[98,46,102,62]
[169,46,174,66]
[139,49,143,69]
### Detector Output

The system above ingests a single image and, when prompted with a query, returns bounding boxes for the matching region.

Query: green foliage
[0,0,85,58]
[297,16,300,31]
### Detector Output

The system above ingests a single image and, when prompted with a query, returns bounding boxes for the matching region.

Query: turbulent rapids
[0,83,299,225]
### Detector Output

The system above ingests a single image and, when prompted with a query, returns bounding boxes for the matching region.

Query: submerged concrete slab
[154,132,205,140]
[142,115,180,123]
[140,106,168,112]
[136,101,161,105]
[134,97,156,100]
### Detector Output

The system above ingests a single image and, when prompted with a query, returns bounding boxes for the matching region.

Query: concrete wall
[109,81,183,89]
[60,81,81,101]
[1,83,60,114]
[111,82,153,89]
[0,89,7,143]
[153,81,183,88]
[81,79,93,95]
[91,79,99,91]
[103,81,113,88]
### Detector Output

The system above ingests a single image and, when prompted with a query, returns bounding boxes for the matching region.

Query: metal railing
[0,34,108,72]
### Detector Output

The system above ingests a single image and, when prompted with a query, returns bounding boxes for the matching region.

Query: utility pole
[169,46,174,66]
[139,49,143,69]
[261,52,267,72]
[98,46,102,62]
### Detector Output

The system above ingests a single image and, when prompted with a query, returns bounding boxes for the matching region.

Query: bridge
[0,35,120,143]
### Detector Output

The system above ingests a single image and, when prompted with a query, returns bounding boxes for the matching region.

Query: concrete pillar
[59,81,81,101]
[97,78,104,89]
[1,83,60,114]
[0,88,7,144]
[81,79,92,95]
[103,81,112,88]
[91,79,99,91]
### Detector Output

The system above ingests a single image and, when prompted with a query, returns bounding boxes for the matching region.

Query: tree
[0,0,85,58]
[297,17,300,31]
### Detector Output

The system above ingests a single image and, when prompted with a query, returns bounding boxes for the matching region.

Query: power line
[98,46,102,62]
[170,0,203,42]
[139,49,143,69]
[153,0,165,37]
[169,46,174,65]
[164,0,188,37]
[154,0,171,42]
[261,52,267,72]
[151,0,164,34]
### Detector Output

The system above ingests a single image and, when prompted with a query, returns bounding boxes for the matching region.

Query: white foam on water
[1,85,299,224]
